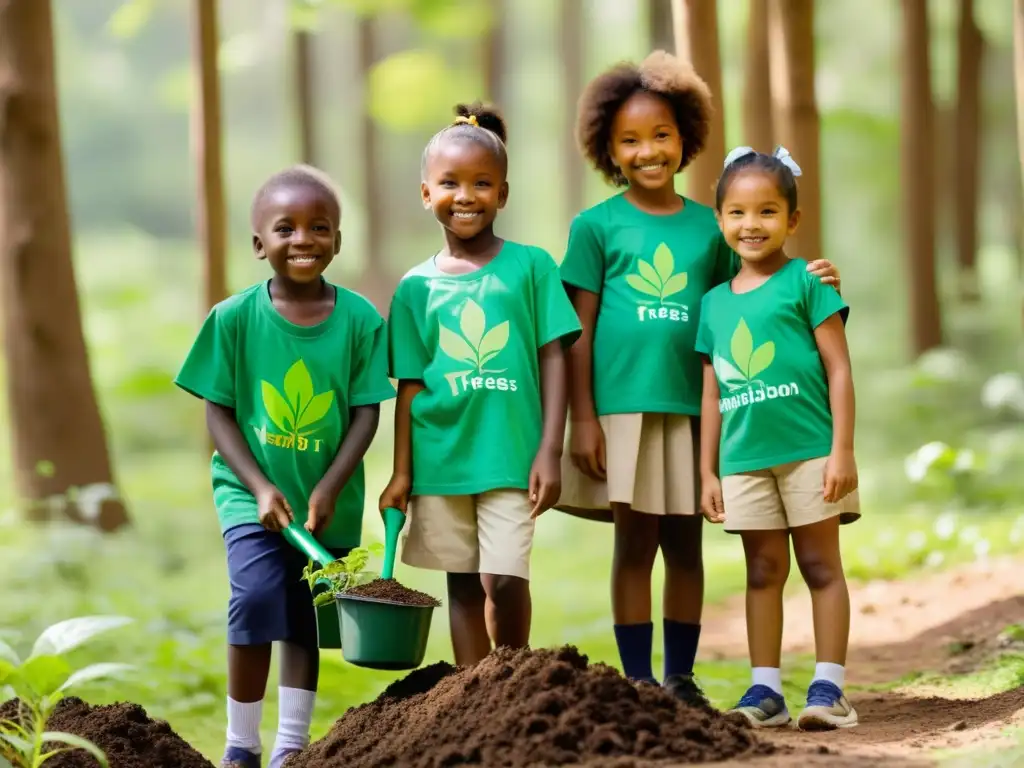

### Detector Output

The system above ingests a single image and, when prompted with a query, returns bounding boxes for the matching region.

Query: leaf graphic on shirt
[625,273,662,298]
[730,318,754,376]
[478,322,510,368]
[261,359,336,439]
[262,381,295,433]
[626,243,688,302]
[439,325,478,367]
[284,359,314,417]
[439,300,510,373]
[661,272,688,299]
[713,357,749,392]
[746,341,775,380]
[717,318,777,391]
[297,391,335,431]
[459,299,486,350]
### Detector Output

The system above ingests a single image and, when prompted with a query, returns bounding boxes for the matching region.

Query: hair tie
[454,114,479,127]
[723,146,756,169]
[772,146,802,177]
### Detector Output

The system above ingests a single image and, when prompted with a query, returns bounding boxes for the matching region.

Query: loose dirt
[285,646,773,768]
[345,577,441,606]
[0,696,213,768]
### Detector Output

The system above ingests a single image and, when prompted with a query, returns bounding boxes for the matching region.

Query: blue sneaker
[269,747,301,768]
[221,747,261,768]
[797,679,858,730]
[728,684,791,728]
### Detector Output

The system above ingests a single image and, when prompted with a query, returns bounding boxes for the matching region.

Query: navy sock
[613,622,655,682]
[664,619,701,678]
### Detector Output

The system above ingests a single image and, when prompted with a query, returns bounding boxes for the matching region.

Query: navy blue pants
[223,524,350,647]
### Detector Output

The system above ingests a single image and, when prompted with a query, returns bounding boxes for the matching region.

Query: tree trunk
[561,0,585,219]
[0,0,129,530]
[295,30,316,165]
[671,0,725,207]
[743,0,773,152]
[649,0,673,54]
[954,0,983,301]
[901,0,943,355]
[1015,0,1024,323]
[768,0,821,261]
[191,0,227,313]
[482,0,506,106]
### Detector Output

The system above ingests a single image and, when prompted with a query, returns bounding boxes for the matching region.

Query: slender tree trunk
[295,30,316,165]
[954,0,983,301]
[482,0,505,106]
[649,0,673,53]
[768,0,821,261]
[561,0,585,219]
[744,0,773,152]
[901,0,943,354]
[1015,0,1024,323]
[191,0,227,313]
[356,17,388,313]
[0,0,129,530]
[671,0,725,207]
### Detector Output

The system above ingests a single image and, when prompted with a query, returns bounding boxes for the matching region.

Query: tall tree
[671,0,725,206]
[649,0,673,53]
[744,0,774,152]
[561,0,585,219]
[357,16,388,312]
[1015,0,1024,320]
[482,0,506,107]
[295,30,316,164]
[954,0,983,300]
[768,0,821,261]
[901,0,943,354]
[0,0,129,530]
[191,0,227,312]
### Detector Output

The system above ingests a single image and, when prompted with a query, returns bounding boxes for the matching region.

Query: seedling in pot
[0,616,134,768]
[302,543,385,608]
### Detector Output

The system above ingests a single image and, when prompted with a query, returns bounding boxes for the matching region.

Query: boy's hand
[379,473,411,514]
[257,485,293,532]
[306,485,337,536]
[807,259,841,291]
[824,449,858,504]
[700,475,725,524]
[529,446,561,519]
[570,417,606,481]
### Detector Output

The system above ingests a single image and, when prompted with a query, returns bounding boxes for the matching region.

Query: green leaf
[730,318,754,376]
[625,274,662,298]
[653,243,675,284]
[106,0,155,39]
[477,321,509,366]
[30,617,132,660]
[0,639,19,668]
[12,656,70,699]
[296,391,334,432]
[261,382,295,433]
[438,325,477,366]
[0,728,32,756]
[458,300,486,351]
[283,360,314,417]
[713,356,749,390]
[636,259,662,291]
[747,341,776,380]
[0,754,14,768]
[60,663,133,692]
[313,592,334,608]
[0,660,13,688]
[660,272,688,299]
[40,732,109,767]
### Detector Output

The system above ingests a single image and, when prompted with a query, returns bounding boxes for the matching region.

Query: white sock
[226,697,263,754]
[813,662,846,690]
[273,686,317,753]
[751,667,783,696]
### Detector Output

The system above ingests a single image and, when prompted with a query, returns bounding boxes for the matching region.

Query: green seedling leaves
[11,656,71,701]
[262,361,335,436]
[38,733,110,767]
[303,542,386,600]
[439,300,510,372]
[627,244,688,301]
[0,639,19,668]
[30,616,133,660]
[59,663,133,693]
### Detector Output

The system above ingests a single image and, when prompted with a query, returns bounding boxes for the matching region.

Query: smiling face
[421,139,508,241]
[609,91,683,191]
[252,183,341,283]
[716,170,800,263]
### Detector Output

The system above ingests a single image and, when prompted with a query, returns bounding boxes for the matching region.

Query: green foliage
[0,617,133,768]
[302,543,385,607]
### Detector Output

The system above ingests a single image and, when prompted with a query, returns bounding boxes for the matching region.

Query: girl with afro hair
[555,50,840,707]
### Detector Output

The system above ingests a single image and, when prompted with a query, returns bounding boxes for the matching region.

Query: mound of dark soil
[0,696,213,768]
[285,645,771,768]
[344,578,441,606]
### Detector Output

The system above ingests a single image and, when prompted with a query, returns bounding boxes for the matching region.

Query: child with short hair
[697,146,860,730]
[556,50,841,707]
[379,102,582,666]
[175,165,395,768]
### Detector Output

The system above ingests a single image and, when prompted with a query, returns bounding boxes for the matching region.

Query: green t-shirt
[559,193,739,416]
[174,281,396,548]
[387,241,582,496]
[695,258,850,476]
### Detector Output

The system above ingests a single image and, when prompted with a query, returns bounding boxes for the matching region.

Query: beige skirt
[555,413,700,522]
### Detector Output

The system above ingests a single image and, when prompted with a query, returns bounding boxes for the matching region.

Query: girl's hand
[379,473,411,514]
[823,449,858,503]
[807,259,841,291]
[700,475,725,524]
[257,484,293,532]
[529,446,561,519]
[570,417,607,481]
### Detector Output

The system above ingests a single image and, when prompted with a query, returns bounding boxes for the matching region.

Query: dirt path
[697,556,1024,765]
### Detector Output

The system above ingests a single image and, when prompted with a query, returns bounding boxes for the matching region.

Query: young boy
[175,165,395,768]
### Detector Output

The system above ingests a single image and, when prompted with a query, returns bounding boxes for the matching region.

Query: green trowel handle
[283,523,336,566]
[381,507,406,581]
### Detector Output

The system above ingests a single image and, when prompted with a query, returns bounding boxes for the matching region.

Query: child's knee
[660,517,703,572]
[746,553,789,590]
[613,508,660,566]
[797,554,842,590]
[481,573,528,606]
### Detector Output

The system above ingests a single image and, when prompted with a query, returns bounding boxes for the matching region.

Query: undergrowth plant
[0,616,133,768]
[302,543,385,607]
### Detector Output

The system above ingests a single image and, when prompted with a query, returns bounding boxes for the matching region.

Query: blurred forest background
[1,0,1023,761]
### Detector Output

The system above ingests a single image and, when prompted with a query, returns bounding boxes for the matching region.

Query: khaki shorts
[721,457,862,532]
[401,489,535,580]
[556,413,699,519]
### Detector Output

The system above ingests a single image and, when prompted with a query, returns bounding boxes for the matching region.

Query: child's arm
[530,340,568,518]
[698,360,725,523]
[379,380,424,513]
[814,313,857,503]
[566,287,606,480]
[206,401,292,531]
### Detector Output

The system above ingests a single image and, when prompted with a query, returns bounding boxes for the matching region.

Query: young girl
[696,146,860,730]
[379,103,582,665]
[556,50,841,707]
[175,166,396,767]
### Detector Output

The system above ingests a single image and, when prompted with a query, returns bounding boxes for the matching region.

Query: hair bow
[723,146,756,168]
[453,114,479,127]
[771,146,802,177]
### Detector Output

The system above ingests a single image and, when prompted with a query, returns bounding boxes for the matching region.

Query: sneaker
[221,747,261,768]
[663,673,714,712]
[268,748,301,768]
[797,679,858,730]
[728,684,791,728]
